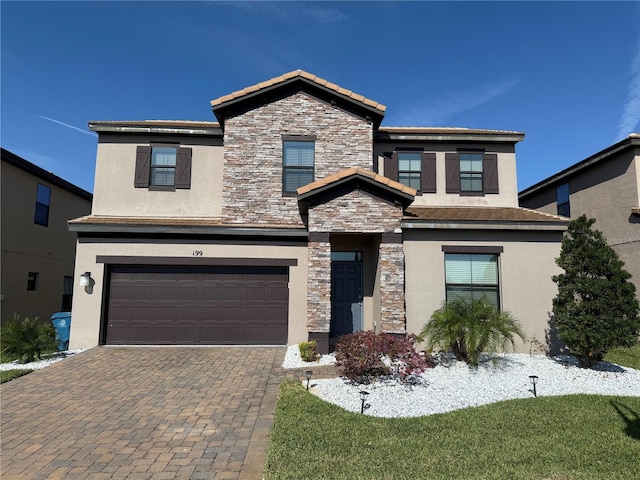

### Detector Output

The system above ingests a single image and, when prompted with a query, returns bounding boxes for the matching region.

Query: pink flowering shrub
[334,331,433,383]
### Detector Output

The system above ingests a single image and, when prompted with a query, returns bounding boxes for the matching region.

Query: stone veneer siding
[307,189,407,335]
[309,189,404,232]
[222,92,374,225]
[307,239,331,332]
[379,239,406,333]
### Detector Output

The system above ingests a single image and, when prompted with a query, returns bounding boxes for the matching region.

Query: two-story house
[68,70,568,353]
[520,134,640,296]
[1,148,92,323]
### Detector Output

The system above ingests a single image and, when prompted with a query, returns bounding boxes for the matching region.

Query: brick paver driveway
[1,347,289,479]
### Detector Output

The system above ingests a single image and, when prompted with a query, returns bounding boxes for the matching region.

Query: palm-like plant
[420,298,526,366]
[0,314,58,364]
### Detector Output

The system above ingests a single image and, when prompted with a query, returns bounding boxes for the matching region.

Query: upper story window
[34,183,51,226]
[282,139,314,194]
[445,151,499,195]
[556,183,570,217]
[134,145,192,190]
[459,153,483,192]
[397,152,422,190]
[384,151,436,194]
[150,147,177,187]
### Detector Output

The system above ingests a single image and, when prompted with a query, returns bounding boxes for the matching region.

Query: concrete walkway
[0,346,321,480]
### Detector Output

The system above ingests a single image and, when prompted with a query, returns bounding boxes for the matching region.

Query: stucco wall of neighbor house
[1,161,91,322]
[69,240,309,349]
[375,144,520,208]
[91,138,224,218]
[520,152,640,296]
[403,229,563,353]
[222,91,374,225]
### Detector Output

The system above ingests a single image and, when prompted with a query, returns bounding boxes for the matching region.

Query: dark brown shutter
[134,146,151,188]
[445,152,460,193]
[421,152,436,193]
[483,153,499,194]
[175,147,192,189]
[385,152,398,181]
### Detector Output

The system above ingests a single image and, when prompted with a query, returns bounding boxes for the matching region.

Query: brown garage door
[105,265,289,345]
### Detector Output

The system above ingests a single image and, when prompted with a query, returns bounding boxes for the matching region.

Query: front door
[330,254,363,339]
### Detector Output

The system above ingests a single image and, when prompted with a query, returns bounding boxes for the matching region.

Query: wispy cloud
[388,76,521,126]
[38,115,97,138]
[218,1,348,23]
[616,33,640,140]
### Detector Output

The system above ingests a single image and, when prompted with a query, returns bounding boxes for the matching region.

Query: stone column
[307,233,331,353]
[379,233,406,334]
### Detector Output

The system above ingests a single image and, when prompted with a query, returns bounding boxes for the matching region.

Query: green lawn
[265,381,640,480]
[0,369,33,383]
[604,342,640,370]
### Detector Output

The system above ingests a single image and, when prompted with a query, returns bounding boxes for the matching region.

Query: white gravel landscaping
[282,345,640,418]
[0,350,84,371]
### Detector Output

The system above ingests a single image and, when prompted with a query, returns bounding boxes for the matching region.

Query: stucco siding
[69,240,308,349]
[91,141,224,218]
[404,229,563,353]
[1,161,91,322]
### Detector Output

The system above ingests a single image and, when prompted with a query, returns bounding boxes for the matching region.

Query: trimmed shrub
[420,298,526,366]
[0,314,58,364]
[298,340,319,362]
[552,215,640,368]
[335,331,432,382]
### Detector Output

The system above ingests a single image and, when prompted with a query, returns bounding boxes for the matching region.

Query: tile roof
[68,216,305,230]
[378,126,524,136]
[210,69,386,113]
[296,167,416,197]
[404,206,569,223]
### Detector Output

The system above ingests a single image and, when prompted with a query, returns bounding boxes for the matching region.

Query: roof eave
[520,134,640,198]
[89,121,223,137]
[68,221,308,237]
[400,219,569,231]
[211,77,386,128]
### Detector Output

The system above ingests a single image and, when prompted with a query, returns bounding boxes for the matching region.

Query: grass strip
[1,369,33,383]
[265,380,640,480]
[604,342,640,370]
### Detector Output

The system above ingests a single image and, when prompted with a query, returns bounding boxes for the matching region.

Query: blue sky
[2,1,639,194]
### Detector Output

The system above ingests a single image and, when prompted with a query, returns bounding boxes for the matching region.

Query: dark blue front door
[330,261,362,338]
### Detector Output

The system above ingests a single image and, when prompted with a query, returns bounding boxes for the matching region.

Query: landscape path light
[359,390,369,414]
[305,370,313,390]
[529,375,539,398]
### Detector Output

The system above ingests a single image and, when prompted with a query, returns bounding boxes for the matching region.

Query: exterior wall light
[359,390,369,414]
[79,272,92,287]
[305,370,313,390]
[529,375,539,398]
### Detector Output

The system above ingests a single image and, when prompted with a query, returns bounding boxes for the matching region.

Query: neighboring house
[68,70,568,353]
[1,148,92,323]
[520,133,640,297]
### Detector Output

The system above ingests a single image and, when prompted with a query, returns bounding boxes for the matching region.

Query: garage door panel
[105,265,289,345]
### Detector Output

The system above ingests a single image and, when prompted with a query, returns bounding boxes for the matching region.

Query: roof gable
[210,70,386,129]
[297,167,415,209]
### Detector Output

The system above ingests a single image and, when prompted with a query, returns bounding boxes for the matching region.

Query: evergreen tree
[552,215,640,368]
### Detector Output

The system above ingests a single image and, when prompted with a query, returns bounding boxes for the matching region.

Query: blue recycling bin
[51,312,72,351]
